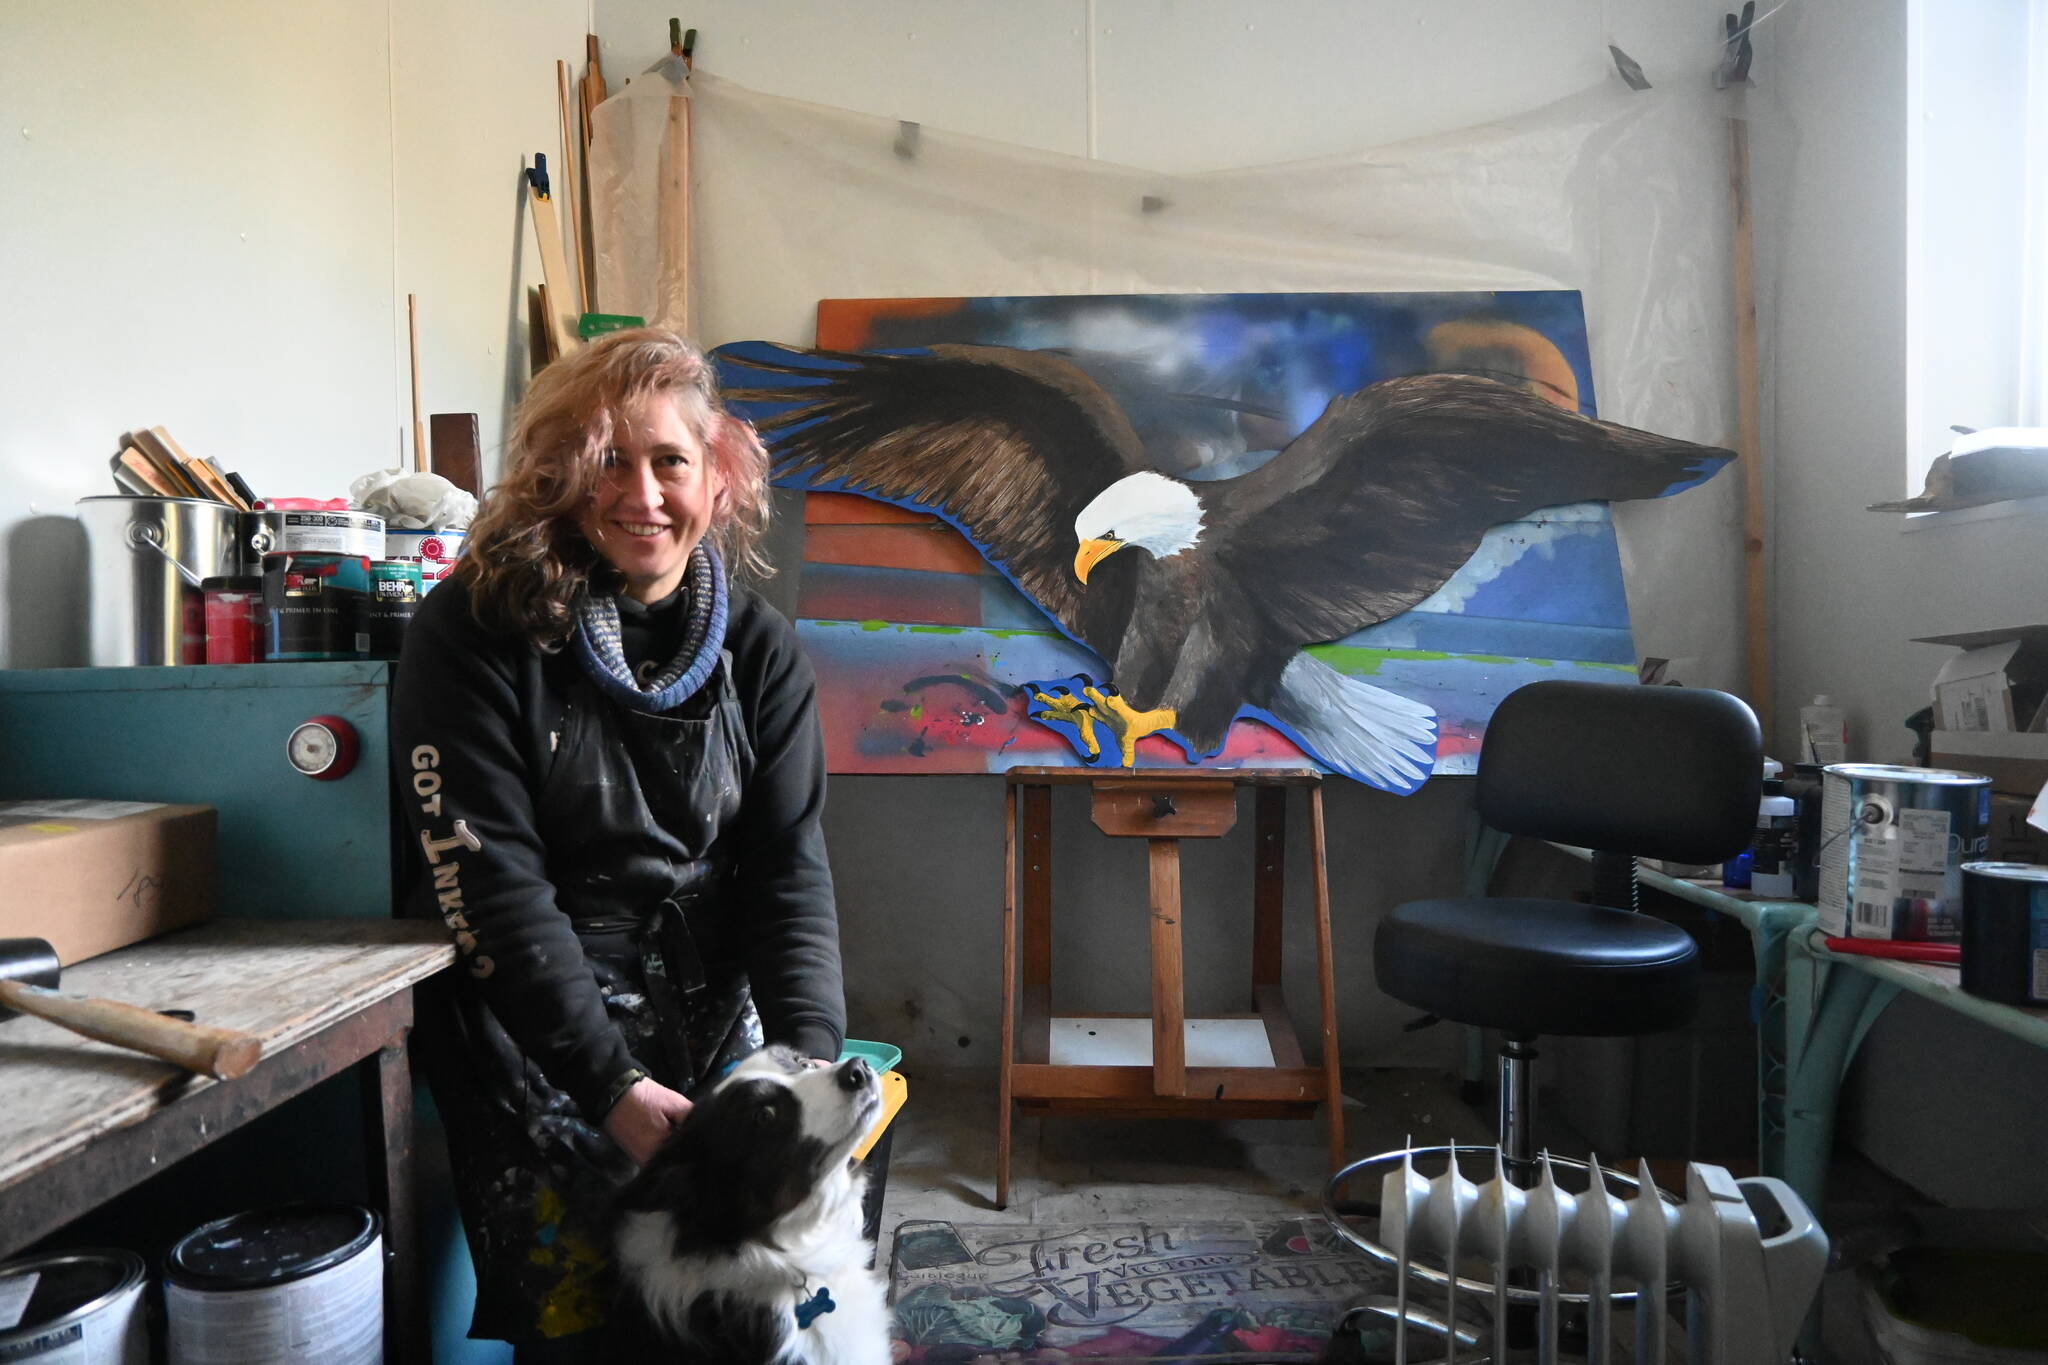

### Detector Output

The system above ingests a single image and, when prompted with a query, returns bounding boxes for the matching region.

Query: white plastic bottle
[1797,695,1847,766]
[1748,759,1800,898]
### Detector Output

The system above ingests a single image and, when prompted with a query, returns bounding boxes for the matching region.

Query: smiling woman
[579,397,724,603]
[389,329,846,1360]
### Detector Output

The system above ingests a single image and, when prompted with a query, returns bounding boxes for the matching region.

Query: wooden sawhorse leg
[998,782,1053,1208]
[1149,836,1186,1099]
[1252,786,1344,1170]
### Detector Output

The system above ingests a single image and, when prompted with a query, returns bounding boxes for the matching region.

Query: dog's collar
[794,1285,836,1329]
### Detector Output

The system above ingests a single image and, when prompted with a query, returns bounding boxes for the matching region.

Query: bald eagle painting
[715,292,1731,795]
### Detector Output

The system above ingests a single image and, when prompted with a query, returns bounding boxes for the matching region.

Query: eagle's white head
[1071,471,1205,584]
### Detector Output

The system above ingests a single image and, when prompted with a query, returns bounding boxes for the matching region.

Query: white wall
[1907,0,2034,480]
[1762,0,2048,1206]
[0,0,586,668]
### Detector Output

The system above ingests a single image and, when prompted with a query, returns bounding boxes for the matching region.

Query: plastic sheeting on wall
[590,60,1756,693]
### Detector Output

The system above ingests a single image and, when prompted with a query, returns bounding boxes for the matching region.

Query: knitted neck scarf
[571,543,728,714]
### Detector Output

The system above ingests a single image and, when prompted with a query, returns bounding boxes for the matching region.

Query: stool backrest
[1475,681,1763,866]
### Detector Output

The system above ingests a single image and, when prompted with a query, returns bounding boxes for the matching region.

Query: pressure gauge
[286,715,360,781]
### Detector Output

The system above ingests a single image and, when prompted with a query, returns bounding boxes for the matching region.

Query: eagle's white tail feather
[1269,654,1438,794]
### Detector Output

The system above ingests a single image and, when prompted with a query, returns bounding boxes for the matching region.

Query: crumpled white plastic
[348,469,477,531]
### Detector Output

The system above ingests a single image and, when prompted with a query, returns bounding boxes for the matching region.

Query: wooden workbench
[0,918,454,1363]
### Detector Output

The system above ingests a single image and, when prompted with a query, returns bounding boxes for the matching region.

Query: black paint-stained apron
[423,653,761,1344]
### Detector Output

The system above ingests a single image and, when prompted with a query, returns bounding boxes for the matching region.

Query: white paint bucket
[165,1206,383,1365]
[383,529,465,589]
[0,1249,149,1364]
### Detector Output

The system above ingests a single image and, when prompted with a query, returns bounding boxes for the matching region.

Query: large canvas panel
[714,292,1727,790]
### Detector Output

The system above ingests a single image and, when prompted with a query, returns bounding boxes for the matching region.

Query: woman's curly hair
[454,328,772,647]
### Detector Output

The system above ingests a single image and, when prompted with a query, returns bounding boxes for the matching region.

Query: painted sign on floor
[889,1218,1383,1361]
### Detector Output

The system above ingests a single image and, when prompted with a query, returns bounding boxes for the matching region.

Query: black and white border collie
[609,1045,891,1364]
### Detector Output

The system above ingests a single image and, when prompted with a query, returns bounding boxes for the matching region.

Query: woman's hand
[603,1077,693,1165]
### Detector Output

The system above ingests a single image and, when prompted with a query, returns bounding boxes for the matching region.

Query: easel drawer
[1090,779,1237,838]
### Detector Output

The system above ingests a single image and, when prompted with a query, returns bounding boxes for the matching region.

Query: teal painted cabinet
[0,661,399,917]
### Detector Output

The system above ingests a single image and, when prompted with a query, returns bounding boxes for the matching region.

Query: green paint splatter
[859,620,889,632]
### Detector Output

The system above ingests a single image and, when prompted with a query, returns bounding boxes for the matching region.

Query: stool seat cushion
[1375,897,1700,1037]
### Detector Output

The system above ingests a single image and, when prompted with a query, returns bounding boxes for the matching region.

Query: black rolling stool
[1375,679,1762,1178]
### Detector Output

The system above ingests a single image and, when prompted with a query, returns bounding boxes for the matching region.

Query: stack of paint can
[214,504,439,662]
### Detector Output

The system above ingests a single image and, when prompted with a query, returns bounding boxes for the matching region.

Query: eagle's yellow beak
[1073,536,1124,585]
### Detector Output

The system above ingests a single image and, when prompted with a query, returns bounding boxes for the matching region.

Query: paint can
[1960,862,2048,1006]
[164,1205,382,1365]
[361,560,422,660]
[239,509,385,568]
[0,1249,149,1364]
[200,575,265,664]
[261,554,369,661]
[383,529,464,589]
[1817,763,1992,940]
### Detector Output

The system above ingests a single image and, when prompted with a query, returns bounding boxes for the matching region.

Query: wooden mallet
[0,937,262,1079]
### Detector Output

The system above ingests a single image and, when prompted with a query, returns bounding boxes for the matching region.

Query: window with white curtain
[1906,0,2048,486]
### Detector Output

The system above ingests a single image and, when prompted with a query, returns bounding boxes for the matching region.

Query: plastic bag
[348,469,477,531]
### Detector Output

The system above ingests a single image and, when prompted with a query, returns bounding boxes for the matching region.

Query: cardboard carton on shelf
[1917,624,2048,796]
[1986,793,2048,863]
[0,800,216,965]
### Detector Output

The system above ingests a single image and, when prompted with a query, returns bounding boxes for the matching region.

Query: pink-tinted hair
[456,328,773,646]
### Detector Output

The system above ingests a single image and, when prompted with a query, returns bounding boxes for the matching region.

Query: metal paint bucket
[239,509,385,569]
[1960,862,2048,1006]
[0,1248,149,1363]
[261,554,370,661]
[76,496,241,666]
[383,528,464,589]
[165,1205,382,1365]
[1818,763,1992,940]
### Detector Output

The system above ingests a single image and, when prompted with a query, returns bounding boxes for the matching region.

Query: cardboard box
[1918,625,2048,795]
[0,800,216,965]
[1985,793,2048,863]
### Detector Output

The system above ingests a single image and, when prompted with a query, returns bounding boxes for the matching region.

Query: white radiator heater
[1323,1145,1828,1364]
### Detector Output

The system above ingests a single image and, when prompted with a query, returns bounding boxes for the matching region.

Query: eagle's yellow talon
[1085,689,1178,768]
[1030,689,1102,759]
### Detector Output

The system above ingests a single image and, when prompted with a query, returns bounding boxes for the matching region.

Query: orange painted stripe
[815,296,966,350]
[803,491,938,526]
[804,523,988,576]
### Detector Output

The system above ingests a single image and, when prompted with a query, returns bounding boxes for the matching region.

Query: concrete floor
[878,1066,1495,1235]
[871,1065,1916,1363]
